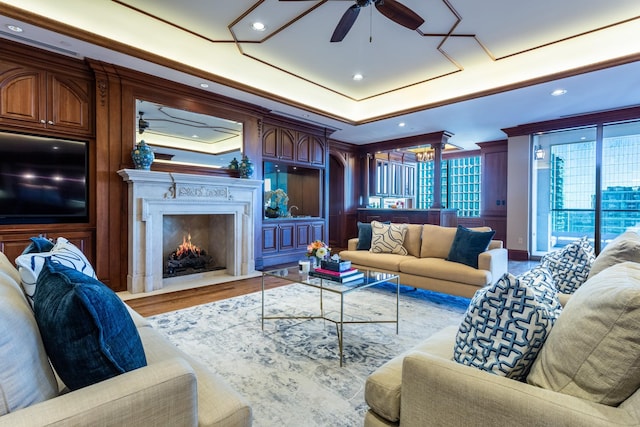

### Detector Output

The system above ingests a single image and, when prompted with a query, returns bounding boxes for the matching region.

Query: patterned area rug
[147,283,470,427]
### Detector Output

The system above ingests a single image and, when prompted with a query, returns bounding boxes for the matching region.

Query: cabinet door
[261,224,278,253]
[374,160,389,195]
[310,221,325,244]
[390,162,403,196]
[297,134,325,165]
[262,125,278,159]
[296,223,311,250]
[278,222,295,251]
[47,73,92,135]
[0,63,46,128]
[404,165,416,196]
[279,129,295,161]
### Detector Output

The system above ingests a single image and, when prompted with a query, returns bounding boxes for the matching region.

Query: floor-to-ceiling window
[416,155,481,217]
[531,120,640,256]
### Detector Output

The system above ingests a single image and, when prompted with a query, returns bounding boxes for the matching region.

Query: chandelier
[416,149,434,162]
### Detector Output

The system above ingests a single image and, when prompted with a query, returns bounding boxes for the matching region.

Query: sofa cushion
[0,252,58,416]
[527,261,640,406]
[34,260,147,391]
[447,225,495,268]
[454,272,560,381]
[517,265,563,318]
[365,325,458,423]
[370,221,408,255]
[421,225,491,259]
[15,237,96,308]
[399,257,491,287]
[588,231,640,279]
[540,236,595,294]
[339,250,411,272]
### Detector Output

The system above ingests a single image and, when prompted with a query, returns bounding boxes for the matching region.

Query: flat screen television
[0,131,89,224]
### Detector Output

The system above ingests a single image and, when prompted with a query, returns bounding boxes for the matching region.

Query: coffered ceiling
[0,0,639,149]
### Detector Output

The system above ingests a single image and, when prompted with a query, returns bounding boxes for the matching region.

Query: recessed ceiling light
[6,24,23,32]
[353,73,364,81]
[551,89,567,96]
[398,122,406,127]
[252,22,266,31]
[200,83,209,88]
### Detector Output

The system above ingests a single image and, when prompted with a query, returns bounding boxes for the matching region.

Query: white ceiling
[0,0,639,150]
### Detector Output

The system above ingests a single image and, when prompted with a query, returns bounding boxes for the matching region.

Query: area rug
[147,283,470,427]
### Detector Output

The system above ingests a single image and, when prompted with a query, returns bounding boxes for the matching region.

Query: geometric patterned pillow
[454,273,561,381]
[517,265,563,319]
[541,236,595,294]
[15,237,96,308]
[369,221,408,255]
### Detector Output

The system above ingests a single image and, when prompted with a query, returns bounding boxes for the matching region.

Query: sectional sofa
[0,243,251,427]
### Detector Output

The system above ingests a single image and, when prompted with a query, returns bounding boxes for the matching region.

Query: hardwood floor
[125,260,539,317]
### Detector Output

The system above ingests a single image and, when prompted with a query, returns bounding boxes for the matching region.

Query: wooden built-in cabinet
[357,208,458,227]
[262,122,325,166]
[262,220,325,265]
[370,153,416,198]
[0,229,94,267]
[0,59,93,137]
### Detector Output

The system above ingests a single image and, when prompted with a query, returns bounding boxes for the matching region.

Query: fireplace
[118,169,262,294]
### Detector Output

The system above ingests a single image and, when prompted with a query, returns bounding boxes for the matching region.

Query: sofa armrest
[0,358,198,427]
[477,247,508,284]
[400,351,638,427]
[348,238,359,251]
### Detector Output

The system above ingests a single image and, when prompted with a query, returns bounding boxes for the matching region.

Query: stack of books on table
[309,267,364,284]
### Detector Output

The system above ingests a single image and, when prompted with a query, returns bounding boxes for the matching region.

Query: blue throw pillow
[33,259,147,390]
[21,237,55,254]
[447,225,496,268]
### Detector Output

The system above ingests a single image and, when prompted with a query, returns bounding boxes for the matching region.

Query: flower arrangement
[307,240,330,260]
[264,188,289,208]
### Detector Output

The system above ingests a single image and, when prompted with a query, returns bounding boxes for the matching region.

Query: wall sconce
[534,144,545,160]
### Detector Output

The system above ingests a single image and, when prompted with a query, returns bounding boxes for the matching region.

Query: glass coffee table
[261,266,400,366]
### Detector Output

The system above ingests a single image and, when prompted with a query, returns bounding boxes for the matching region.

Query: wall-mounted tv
[0,131,89,224]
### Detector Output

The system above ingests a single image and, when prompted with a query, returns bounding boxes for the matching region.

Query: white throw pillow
[15,237,96,308]
[369,221,408,255]
[454,272,561,381]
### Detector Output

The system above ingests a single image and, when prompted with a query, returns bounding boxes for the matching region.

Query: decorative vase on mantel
[132,140,154,170]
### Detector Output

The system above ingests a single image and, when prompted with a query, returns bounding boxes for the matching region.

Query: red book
[312,267,358,277]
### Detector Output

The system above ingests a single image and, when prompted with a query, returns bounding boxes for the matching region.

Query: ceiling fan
[282,0,425,42]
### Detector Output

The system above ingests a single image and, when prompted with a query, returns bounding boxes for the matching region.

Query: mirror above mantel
[135,99,243,169]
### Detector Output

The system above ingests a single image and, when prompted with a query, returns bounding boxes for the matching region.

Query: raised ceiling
[0,0,639,149]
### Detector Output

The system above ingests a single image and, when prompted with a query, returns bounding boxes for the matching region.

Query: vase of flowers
[307,240,330,268]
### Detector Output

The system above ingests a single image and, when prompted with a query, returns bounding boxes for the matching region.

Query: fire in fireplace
[165,233,215,277]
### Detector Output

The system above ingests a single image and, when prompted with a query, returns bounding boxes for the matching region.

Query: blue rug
[147,283,470,427]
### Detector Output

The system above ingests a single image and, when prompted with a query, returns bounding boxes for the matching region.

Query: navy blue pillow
[33,259,147,390]
[447,225,496,268]
[356,221,391,250]
[21,237,55,254]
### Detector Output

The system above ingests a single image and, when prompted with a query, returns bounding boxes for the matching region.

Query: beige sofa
[339,224,508,298]
[0,251,251,427]
[364,233,640,427]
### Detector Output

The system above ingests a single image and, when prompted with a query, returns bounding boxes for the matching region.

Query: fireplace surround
[118,169,262,294]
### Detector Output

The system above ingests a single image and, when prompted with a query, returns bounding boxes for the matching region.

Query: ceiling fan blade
[331,5,361,42]
[375,0,424,30]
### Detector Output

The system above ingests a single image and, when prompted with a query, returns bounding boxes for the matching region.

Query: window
[416,155,481,217]
[531,120,640,255]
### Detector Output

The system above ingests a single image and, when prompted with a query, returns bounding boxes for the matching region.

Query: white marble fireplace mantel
[118,169,263,294]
